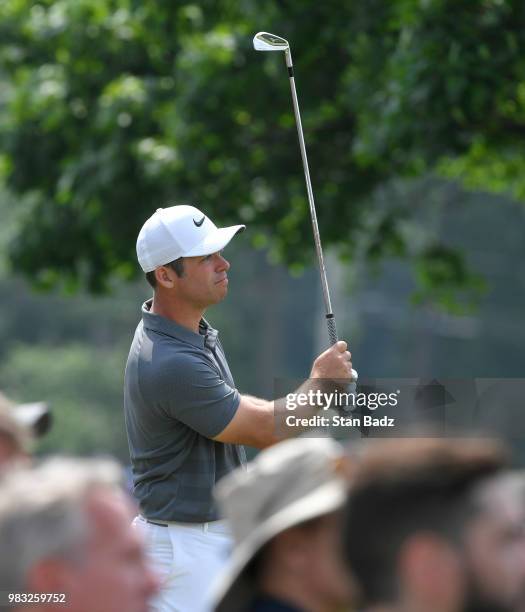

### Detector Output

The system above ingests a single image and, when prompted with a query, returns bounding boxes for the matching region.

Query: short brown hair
[145,258,185,288]
[342,439,507,606]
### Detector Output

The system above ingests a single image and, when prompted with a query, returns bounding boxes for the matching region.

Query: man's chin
[211,287,228,303]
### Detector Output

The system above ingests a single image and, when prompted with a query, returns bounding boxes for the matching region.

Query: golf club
[253,31,358,389]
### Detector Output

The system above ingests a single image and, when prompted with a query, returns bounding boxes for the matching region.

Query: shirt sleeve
[156,351,240,439]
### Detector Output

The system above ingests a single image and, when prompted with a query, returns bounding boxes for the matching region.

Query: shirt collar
[141,299,218,350]
[251,595,305,612]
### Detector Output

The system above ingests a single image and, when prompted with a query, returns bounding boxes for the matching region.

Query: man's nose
[216,254,230,271]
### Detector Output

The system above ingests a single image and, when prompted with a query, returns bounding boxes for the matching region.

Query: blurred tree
[0,343,130,459]
[347,0,525,197]
[0,0,522,302]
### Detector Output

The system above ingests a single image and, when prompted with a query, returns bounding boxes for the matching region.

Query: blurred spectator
[0,393,31,469]
[464,471,525,612]
[13,400,52,438]
[342,438,508,612]
[0,457,158,612]
[0,391,52,471]
[212,436,356,612]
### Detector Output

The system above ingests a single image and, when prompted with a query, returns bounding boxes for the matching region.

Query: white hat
[136,205,245,273]
[15,402,52,437]
[211,437,350,612]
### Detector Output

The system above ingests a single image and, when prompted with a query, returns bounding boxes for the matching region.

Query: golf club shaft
[284,51,333,322]
[284,50,358,384]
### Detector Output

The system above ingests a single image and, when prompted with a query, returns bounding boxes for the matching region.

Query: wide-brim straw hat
[211,436,349,612]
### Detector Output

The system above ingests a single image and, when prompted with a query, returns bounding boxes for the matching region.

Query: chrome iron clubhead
[253,32,289,52]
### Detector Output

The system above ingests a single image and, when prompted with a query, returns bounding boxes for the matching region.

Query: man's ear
[270,527,312,574]
[155,266,176,289]
[399,533,464,605]
[26,558,74,594]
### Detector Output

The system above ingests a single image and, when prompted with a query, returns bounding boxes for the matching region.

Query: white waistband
[138,515,229,533]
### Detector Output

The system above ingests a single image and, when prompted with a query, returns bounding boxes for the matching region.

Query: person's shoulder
[141,325,199,359]
[152,342,212,379]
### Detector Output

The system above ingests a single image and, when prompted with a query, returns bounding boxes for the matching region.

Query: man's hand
[214,341,354,449]
[310,341,353,382]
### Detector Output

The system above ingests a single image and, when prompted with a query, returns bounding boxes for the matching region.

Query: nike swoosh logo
[193,216,205,227]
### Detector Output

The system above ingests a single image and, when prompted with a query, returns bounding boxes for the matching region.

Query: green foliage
[0,0,523,303]
[349,0,525,172]
[0,343,130,459]
[411,245,487,314]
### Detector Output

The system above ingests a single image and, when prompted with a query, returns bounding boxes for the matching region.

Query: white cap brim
[13,402,52,437]
[184,225,245,258]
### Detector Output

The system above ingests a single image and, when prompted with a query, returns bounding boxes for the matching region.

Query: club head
[253,31,289,52]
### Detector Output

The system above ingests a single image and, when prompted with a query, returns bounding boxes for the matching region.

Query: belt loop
[203,522,209,533]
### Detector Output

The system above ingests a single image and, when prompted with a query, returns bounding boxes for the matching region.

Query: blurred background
[0,0,524,461]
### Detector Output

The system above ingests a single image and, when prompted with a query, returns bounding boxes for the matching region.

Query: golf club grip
[326,314,338,346]
[326,315,358,393]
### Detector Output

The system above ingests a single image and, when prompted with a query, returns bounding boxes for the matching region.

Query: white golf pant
[133,515,232,612]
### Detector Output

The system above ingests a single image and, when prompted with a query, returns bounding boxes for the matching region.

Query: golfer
[124,204,354,612]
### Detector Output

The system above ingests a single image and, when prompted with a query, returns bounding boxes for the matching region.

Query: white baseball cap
[136,205,245,273]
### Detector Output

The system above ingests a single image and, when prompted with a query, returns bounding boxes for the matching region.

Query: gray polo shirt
[124,299,246,522]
